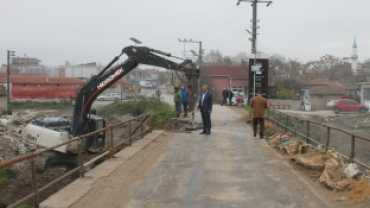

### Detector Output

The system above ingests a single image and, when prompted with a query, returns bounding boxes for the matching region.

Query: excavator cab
[82,115,106,152]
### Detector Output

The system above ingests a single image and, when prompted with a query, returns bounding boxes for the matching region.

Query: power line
[191,8,248,39]
[204,22,248,45]
[186,6,238,38]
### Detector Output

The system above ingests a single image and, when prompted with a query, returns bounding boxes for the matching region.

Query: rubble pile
[265,130,370,203]
[0,110,46,161]
[168,118,203,132]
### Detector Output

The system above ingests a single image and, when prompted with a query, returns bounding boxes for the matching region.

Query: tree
[269,54,287,70]
[232,52,248,63]
[275,77,302,94]
[275,86,294,100]
[222,56,233,66]
[204,51,223,65]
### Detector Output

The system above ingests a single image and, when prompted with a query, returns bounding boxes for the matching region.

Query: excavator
[25,46,200,171]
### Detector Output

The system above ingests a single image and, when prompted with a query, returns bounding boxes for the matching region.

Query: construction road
[41,92,343,208]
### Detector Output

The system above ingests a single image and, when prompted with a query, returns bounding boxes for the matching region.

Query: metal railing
[0,114,151,208]
[266,108,370,170]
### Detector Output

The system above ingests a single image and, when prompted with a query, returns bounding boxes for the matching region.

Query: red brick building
[201,64,248,100]
[10,75,85,100]
[201,64,275,100]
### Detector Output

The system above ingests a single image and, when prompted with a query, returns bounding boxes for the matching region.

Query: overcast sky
[1,0,370,67]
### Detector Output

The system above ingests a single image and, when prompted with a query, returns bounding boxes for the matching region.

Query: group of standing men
[173,86,189,118]
[221,88,234,106]
[174,84,267,139]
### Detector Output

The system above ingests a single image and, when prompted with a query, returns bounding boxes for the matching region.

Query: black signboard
[248,58,269,99]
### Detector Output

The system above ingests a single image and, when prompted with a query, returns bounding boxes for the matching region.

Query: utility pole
[237,0,272,54]
[178,38,202,121]
[178,39,203,66]
[237,0,272,98]
[6,50,16,111]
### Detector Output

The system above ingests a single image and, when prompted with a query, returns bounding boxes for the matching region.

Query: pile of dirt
[246,118,370,204]
[347,177,370,202]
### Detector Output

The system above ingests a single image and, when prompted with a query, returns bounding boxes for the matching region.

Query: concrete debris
[0,118,9,125]
[335,196,347,201]
[18,144,27,154]
[27,144,38,152]
[169,118,202,132]
[0,110,48,159]
[344,163,360,179]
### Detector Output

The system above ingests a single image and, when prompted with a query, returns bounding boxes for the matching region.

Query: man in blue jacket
[180,86,189,117]
[198,84,213,135]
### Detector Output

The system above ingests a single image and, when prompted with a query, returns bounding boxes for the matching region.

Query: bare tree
[232,52,248,63]
[203,51,223,65]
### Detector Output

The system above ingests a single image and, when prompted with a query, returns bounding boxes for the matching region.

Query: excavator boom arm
[70,46,200,137]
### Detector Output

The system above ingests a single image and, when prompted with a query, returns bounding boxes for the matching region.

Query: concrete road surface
[121,104,331,208]
[50,91,337,208]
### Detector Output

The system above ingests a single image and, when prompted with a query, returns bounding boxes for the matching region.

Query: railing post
[267,107,270,120]
[293,117,297,136]
[306,121,310,143]
[77,138,84,177]
[350,135,356,161]
[325,127,331,151]
[278,112,282,129]
[108,126,114,159]
[272,109,275,124]
[285,115,289,133]
[31,157,39,208]
[128,120,132,146]
[140,116,144,139]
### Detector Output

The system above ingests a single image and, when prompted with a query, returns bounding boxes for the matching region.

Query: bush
[0,169,17,185]
[98,97,175,126]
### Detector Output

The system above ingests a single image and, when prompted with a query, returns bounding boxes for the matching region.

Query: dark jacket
[222,89,229,98]
[198,92,213,112]
[228,90,234,99]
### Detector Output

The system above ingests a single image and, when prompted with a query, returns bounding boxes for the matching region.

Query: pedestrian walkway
[40,131,164,208]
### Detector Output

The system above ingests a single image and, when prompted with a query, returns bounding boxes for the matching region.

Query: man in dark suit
[221,88,229,106]
[198,85,213,135]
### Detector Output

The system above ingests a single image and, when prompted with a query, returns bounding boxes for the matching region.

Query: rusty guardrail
[266,108,370,170]
[0,114,151,208]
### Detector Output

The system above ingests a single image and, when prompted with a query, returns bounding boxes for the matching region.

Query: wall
[309,94,341,110]
[12,83,81,100]
[209,76,230,101]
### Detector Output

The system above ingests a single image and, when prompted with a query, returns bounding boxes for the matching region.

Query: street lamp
[190,50,198,63]
[129,37,142,46]
[7,50,16,111]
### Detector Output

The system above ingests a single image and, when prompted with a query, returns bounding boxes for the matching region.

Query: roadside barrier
[0,114,152,208]
[266,108,370,170]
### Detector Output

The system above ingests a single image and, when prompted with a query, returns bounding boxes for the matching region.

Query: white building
[58,62,102,79]
[351,35,358,75]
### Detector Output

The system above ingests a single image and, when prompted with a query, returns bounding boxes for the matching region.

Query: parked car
[326,100,338,109]
[331,99,368,114]
[97,93,125,101]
